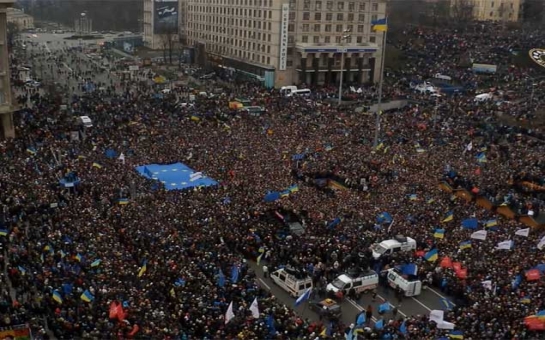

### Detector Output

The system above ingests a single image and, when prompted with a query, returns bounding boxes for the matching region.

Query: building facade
[74,13,92,35]
[0,0,15,139]
[6,8,34,30]
[450,0,523,21]
[144,0,179,50]
[185,0,386,88]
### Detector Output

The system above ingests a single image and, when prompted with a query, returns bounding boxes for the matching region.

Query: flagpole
[373,24,387,149]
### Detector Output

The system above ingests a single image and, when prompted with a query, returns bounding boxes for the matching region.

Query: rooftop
[0,0,15,5]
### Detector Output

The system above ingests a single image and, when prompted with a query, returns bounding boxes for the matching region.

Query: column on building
[344,54,352,84]
[356,53,364,84]
[1,112,14,138]
[326,53,334,85]
[299,52,307,85]
[311,53,319,86]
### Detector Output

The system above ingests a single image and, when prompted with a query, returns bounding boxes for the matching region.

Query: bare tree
[158,24,178,65]
[451,0,475,25]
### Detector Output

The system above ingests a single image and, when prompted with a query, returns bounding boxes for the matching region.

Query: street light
[338,29,351,106]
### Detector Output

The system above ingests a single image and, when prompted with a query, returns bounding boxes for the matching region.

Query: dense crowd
[1,23,545,340]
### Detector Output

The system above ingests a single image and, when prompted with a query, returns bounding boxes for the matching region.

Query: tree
[6,22,19,52]
[451,0,475,26]
[158,24,178,65]
[522,0,545,25]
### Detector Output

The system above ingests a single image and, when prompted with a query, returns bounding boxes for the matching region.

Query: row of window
[298,22,375,33]
[205,43,273,65]
[187,6,274,18]
[187,18,273,31]
[293,0,379,12]
[300,35,376,44]
[188,0,274,7]
[302,11,376,21]
[187,24,274,41]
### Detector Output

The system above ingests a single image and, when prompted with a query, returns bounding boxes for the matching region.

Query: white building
[143,0,179,50]
[0,0,15,139]
[184,0,387,87]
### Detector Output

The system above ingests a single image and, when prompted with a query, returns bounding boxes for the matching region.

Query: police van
[270,267,313,298]
[371,235,417,259]
[386,268,422,297]
[326,270,379,297]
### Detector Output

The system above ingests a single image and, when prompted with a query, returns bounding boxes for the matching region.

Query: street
[248,261,453,327]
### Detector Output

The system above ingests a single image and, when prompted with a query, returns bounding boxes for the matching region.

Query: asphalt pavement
[248,261,454,328]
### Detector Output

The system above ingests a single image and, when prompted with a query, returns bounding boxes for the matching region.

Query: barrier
[454,189,473,202]
[438,182,453,193]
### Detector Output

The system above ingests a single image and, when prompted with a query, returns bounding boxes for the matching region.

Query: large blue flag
[218,269,225,287]
[231,265,239,283]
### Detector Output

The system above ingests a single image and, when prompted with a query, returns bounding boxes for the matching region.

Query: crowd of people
[1,22,545,340]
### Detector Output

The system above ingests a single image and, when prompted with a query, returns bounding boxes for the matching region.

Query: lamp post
[337,30,351,106]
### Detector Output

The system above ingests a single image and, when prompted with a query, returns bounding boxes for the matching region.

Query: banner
[154,0,179,34]
[529,48,545,68]
[0,324,32,340]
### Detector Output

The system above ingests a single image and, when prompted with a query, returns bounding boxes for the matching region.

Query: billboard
[154,0,179,34]
[278,3,289,71]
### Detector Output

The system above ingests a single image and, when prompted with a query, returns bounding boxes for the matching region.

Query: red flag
[526,269,541,281]
[116,304,126,321]
[128,324,140,337]
[525,316,545,330]
[452,262,462,271]
[109,301,119,319]
[440,256,452,268]
[456,268,468,279]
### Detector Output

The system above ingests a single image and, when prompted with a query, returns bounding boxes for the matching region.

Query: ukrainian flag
[0,229,8,237]
[375,142,384,151]
[520,297,531,304]
[92,162,103,169]
[280,190,291,198]
[459,241,472,250]
[449,330,464,339]
[434,228,445,239]
[288,185,299,193]
[52,291,63,304]
[442,211,454,223]
[75,253,83,262]
[26,147,37,155]
[90,259,102,267]
[371,17,388,32]
[18,266,27,275]
[170,287,175,298]
[424,248,438,262]
[118,198,129,205]
[485,219,498,227]
[138,260,147,278]
[191,115,201,122]
[60,250,66,258]
[426,198,435,204]
[409,194,418,201]
[80,290,94,303]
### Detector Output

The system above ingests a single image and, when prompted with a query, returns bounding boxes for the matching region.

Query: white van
[288,89,312,97]
[371,235,417,260]
[326,270,379,297]
[79,116,93,128]
[386,268,422,297]
[270,267,313,297]
[280,85,298,96]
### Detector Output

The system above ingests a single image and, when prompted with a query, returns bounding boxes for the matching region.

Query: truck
[371,235,417,260]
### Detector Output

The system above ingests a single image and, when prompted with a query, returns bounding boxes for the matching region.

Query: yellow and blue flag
[442,211,454,223]
[257,247,265,265]
[424,248,438,262]
[408,194,418,201]
[484,219,498,227]
[26,147,37,155]
[0,229,8,237]
[52,291,63,304]
[191,115,201,122]
[371,17,388,32]
[288,185,299,193]
[449,330,464,339]
[80,290,94,303]
[118,198,129,205]
[92,162,103,169]
[18,266,27,275]
[90,259,102,267]
[459,241,472,250]
[520,296,531,304]
[427,198,435,204]
[434,228,445,239]
[60,250,66,258]
[138,260,147,278]
[75,253,83,262]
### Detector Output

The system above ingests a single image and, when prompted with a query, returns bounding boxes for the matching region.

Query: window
[302,36,309,43]
[372,3,378,11]
[338,1,344,10]
[326,1,333,10]
[356,36,363,43]
[348,2,355,11]
[302,24,310,32]
[347,24,353,32]
[335,36,341,43]
[314,24,321,32]
[303,12,310,20]
[370,36,376,43]
[337,13,343,20]
[315,12,321,20]
[491,1,494,7]
[289,12,296,20]
[288,23,295,32]
[357,24,364,32]
[303,0,310,10]
[359,2,365,11]
[371,14,378,21]
[324,36,330,43]
[336,24,343,32]
[489,11,494,16]
[325,24,332,32]
[316,1,322,10]
[326,13,332,21]
[287,60,293,67]
[348,13,354,21]
[313,36,320,43]
[358,13,365,22]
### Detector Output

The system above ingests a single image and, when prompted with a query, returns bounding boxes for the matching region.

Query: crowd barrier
[438,182,545,230]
